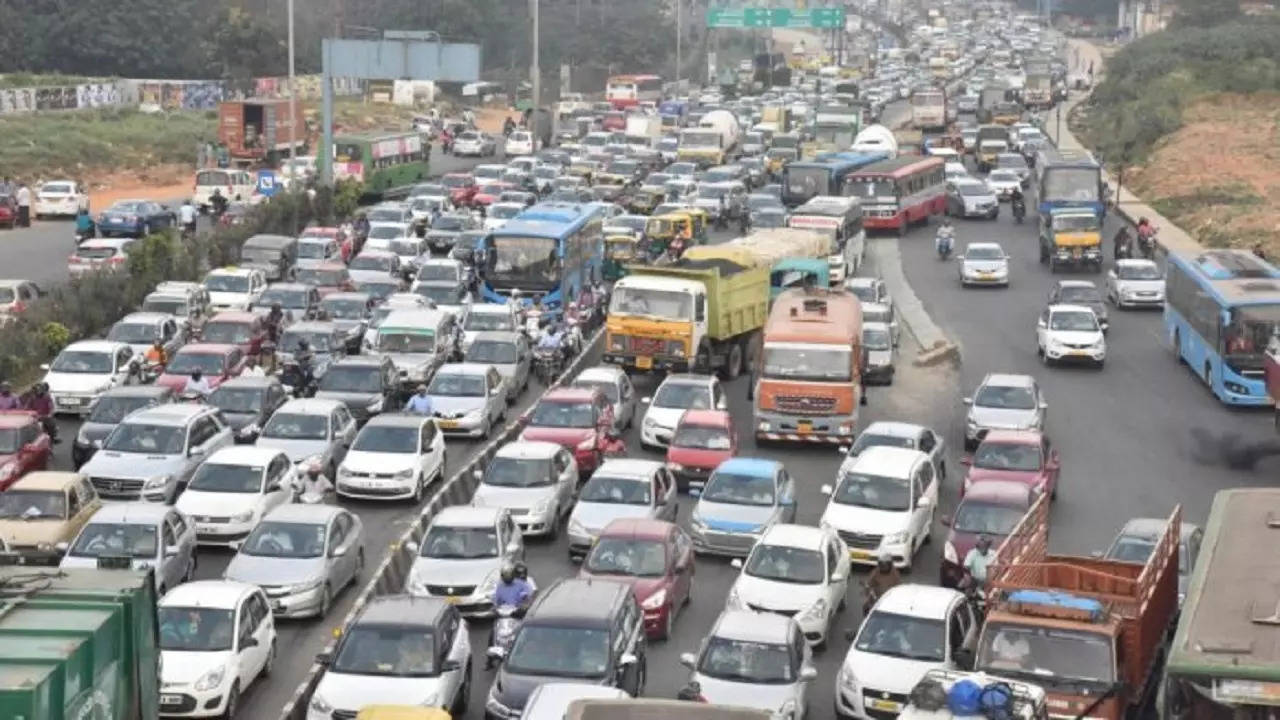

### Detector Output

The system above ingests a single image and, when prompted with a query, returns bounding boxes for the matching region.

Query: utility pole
[288,0,299,227]
[676,0,683,87]
[530,0,540,118]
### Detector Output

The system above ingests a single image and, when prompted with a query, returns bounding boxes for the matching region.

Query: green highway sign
[706,6,847,29]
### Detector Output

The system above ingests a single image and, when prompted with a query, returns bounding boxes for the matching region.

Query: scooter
[1012,197,1026,224]
[486,604,524,670]
[280,361,317,398]
[935,231,954,261]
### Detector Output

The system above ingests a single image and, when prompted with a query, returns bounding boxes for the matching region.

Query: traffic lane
[897,198,1280,556]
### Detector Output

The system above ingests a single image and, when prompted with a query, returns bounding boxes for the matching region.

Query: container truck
[604,248,768,378]
[0,565,160,720]
[1024,65,1053,109]
[677,110,741,167]
[217,98,307,165]
[977,491,1180,720]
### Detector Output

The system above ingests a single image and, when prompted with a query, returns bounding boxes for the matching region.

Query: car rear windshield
[953,500,1026,535]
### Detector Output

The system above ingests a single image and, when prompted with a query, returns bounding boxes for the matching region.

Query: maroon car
[156,343,247,393]
[961,429,1061,500]
[472,182,515,207]
[0,411,53,490]
[665,409,737,492]
[519,387,615,474]
[0,194,16,229]
[442,173,478,207]
[578,518,694,640]
[939,479,1038,588]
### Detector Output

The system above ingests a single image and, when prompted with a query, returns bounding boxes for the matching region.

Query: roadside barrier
[278,328,604,720]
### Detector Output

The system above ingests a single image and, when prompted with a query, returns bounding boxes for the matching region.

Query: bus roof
[788,151,888,175]
[848,155,944,178]
[794,195,860,216]
[1168,248,1280,306]
[492,201,601,239]
[764,288,862,345]
[607,74,661,83]
[1040,146,1099,169]
[1167,488,1280,680]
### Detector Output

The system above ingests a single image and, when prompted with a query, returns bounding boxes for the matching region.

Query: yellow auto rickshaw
[604,234,640,281]
[629,188,664,215]
[682,207,710,242]
[356,706,451,720]
[645,212,692,256]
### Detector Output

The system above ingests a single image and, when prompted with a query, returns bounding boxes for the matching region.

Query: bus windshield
[487,236,560,291]
[1042,167,1100,204]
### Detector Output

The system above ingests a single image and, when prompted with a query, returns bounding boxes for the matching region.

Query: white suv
[820,446,937,571]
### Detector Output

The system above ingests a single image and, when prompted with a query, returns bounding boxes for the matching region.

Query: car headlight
[799,597,828,621]
[776,699,798,720]
[883,531,909,545]
[420,693,438,708]
[337,465,353,478]
[667,462,685,472]
[282,578,324,595]
[366,397,384,413]
[231,509,254,524]
[642,588,667,610]
[144,475,171,489]
[690,515,707,534]
[477,569,500,597]
[394,468,416,480]
[193,665,226,692]
[725,585,745,609]
[607,335,626,352]
[36,541,53,552]
[309,694,333,714]
[0,464,17,481]
[531,498,552,518]
[465,408,484,420]
[838,662,859,690]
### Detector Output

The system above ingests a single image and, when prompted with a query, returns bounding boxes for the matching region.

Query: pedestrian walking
[15,181,32,227]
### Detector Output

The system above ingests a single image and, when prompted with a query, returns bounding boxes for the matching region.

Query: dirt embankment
[1126,93,1280,254]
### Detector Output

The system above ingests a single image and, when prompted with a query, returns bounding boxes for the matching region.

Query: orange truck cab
[749,287,862,443]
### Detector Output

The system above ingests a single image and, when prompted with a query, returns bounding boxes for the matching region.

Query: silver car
[223,503,365,618]
[843,420,948,482]
[60,502,198,595]
[959,242,1011,287]
[963,372,1048,450]
[319,292,375,352]
[405,505,525,617]
[426,363,508,438]
[106,312,186,361]
[254,398,358,476]
[570,365,638,433]
[566,459,678,559]
[679,610,817,717]
[471,441,577,538]
[464,331,531,401]
[1106,259,1165,309]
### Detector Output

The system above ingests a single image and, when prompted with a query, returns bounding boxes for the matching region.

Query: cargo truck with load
[691,228,833,301]
[1024,67,1053,109]
[678,110,741,168]
[217,98,307,165]
[977,491,1180,720]
[604,248,768,378]
[0,565,160,720]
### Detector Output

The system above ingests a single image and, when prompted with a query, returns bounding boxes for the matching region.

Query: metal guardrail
[278,328,604,720]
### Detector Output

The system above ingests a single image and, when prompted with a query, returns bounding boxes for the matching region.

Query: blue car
[97,199,176,238]
[689,457,798,557]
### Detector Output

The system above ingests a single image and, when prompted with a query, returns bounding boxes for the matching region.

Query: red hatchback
[939,479,1039,588]
[156,343,247,393]
[961,429,1061,499]
[473,182,515,207]
[0,411,52,490]
[665,409,737,492]
[520,387,615,474]
[578,517,694,640]
[442,173,478,207]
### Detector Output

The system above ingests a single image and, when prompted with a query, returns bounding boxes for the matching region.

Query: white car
[42,340,135,416]
[843,421,948,483]
[1036,304,1106,368]
[471,441,577,537]
[963,372,1048,450]
[1107,259,1165,309]
[640,374,726,448]
[203,267,268,312]
[943,162,969,182]
[485,201,525,231]
[175,446,298,546]
[157,581,276,719]
[946,179,999,219]
[453,130,497,157]
[520,683,628,720]
[985,169,1023,199]
[821,446,937,571]
[725,524,850,647]
[505,130,536,156]
[405,505,525,617]
[462,303,520,349]
[835,584,978,719]
[958,242,1010,287]
[34,179,88,218]
[335,413,447,502]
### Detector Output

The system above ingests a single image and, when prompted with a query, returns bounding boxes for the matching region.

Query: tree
[1170,0,1242,29]
[203,6,289,80]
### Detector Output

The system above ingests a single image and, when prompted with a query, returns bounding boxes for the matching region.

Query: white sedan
[34,180,88,218]
[175,446,298,546]
[1107,259,1165,309]
[985,169,1024,200]
[958,242,1010,287]
[1036,304,1107,367]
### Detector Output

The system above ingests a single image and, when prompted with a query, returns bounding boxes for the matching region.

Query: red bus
[606,74,662,109]
[842,156,946,234]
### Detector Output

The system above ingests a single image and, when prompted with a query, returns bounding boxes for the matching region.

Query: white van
[819,446,938,571]
[193,168,256,212]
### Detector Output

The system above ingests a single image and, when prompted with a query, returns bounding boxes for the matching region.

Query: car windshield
[295,268,346,287]
[281,330,334,354]
[432,216,466,232]
[834,471,911,511]
[201,321,253,345]
[87,395,156,424]
[367,208,406,223]
[989,171,1021,183]
[702,471,775,506]
[332,626,439,677]
[158,607,235,652]
[142,298,187,316]
[573,379,619,402]
[851,432,916,455]
[418,264,460,282]
[974,384,1035,410]
[966,245,1004,260]
[466,341,518,365]
[585,538,666,577]
[974,442,1042,472]
[188,462,264,493]
[1117,263,1161,280]
[70,522,158,558]
[1050,310,1098,332]
[241,520,326,558]
[297,242,330,259]
[1108,535,1158,565]
[856,611,946,662]
[107,322,158,344]
[105,423,184,454]
[420,524,497,559]
[845,284,877,303]
[166,352,225,376]
[1058,286,1101,304]
[698,637,795,683]
[358,281,401,301]
[208,387,263,414]
[953,500,1027,535]
[863,327,892,351]
[378,331,435,354]
[350,425,418,453]
[506,626,611,678]
[441,175,472,189]
[744,544,824,584]
[51,350,113,374]
[958,183,991,197]
[978,622,1116,685]
[256,288,308,310]
[322,298,368,319]
[205,274,250,293]
[484,456,552,488]
[762,343,852,382]
[609,287,692,320]
[672,423,731,450]
[531,400,594,428]
[428,373,486,397]
[318,366,381,394]
[579,474,650,504]
[0,427,22,455]
[465,312,515,332]
[261,412,328,440]
[415,284,464,305]
[654,383,711,409]
[0,490,65,519]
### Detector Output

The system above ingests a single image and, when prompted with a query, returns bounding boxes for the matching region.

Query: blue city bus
[781,151,888,207]
[1037,147,1104,219]
[479,202,605,318]
[1164,248,1280,406]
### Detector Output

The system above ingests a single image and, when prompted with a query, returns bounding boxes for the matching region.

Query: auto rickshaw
[356,707,451,720]
[629,187,665,215]
[682,207,710,243]
[645,212,692,257]
[604,234,640,280]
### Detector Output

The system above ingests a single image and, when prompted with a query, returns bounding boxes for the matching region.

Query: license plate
[60,397,85,406]
[869,699,901,712]
[112,216,123,223]
[438,420,458,429]
[1069,350,1090,356]
[635,356,653,369]
[445,596,461,604]
[797,421,812,434]
[850,549,874,560]
[160,695,183,705]
[197,524,219,534]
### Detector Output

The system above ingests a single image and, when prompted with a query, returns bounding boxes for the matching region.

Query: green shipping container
[0,566,160,720]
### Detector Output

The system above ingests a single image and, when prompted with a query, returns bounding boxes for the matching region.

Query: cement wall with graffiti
[0,74,364,115]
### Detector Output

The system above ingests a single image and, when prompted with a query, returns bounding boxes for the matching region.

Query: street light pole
[530,0,540,120]
[676,0,682,87]
[287,0,299,226]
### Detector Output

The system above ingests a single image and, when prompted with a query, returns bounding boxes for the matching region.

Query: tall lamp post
[530,0,540,125]
[287,0,298,227]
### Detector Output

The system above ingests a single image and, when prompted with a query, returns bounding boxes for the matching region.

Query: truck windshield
[1042,167,1100,204]
[762,342,851,382]
[488,236,560,291]
[978,622,1116,688]
[609,287,691,320]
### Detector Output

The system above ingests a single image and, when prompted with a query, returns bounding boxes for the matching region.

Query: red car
[601,111,626,132]
[199,312,268,357]
[299,226,355,262]
[0,411,53,490]
[0,194,16,229]
[520,387,615,474]
[665,409,737,492]
[939,479,1039,588]
[295,262,356,297]
[442,173,478,207]
[156,343,247,393]
[578,518,694,640]
[473,182,515,207]
[961,429,1061,500]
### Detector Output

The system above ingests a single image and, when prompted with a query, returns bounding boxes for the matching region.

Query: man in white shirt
[241,356,266,378]
[178,199,197,235]
[15,182,31,227]
[183,369,213,398]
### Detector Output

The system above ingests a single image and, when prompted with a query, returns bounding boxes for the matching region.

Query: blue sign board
[256,170,279,197]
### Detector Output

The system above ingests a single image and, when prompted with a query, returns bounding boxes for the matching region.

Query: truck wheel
[724,344,743,380]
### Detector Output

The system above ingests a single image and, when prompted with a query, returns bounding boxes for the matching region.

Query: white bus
[911,87,947,131]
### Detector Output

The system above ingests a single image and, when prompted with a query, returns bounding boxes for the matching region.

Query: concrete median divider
[278,327,604,720]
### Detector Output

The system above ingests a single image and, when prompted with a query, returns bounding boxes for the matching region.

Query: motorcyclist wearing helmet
[493,562,534,610]
[864,551,902,614]
[935,218,955,255]
[513,560,536,593]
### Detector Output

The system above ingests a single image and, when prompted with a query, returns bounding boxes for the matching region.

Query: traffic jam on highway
[4,3,1280,720]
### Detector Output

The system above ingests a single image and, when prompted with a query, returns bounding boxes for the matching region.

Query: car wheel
[352,549,365,586]
[316,583,332,619]
[221,682,240,720]
[546,504,560,540]
[453,661,472,715]
[412,475,426,503]
[923,510,935,545]
[262,640,276,677]
[480,416,491,439]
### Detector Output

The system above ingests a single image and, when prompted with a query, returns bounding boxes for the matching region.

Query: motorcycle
[533,342,565,385]
[486,604,524,670]
[1137,226,1158,260]
[280,361,317,398]
[1012,197,1026,224]
[935,230,954,261]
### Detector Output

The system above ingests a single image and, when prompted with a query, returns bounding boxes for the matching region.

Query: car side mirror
[831,571,845,583]
[265,482,282,494]
[679,652,697,669]
[1037,319,1047,328]
[164,544,180,558]
[960,456,972,466]
[917,496,932,509]
[40,363,50,371]
[241,637,258,649]
[1090,550,1104,558]
[1039,401,1049,410]
[506,541,521,555]
[330,545,347,558]
[473,469,483,481]
[953,647,975,670]
[315,651,332,665]
[844,628,858,642]
[188,446,205,458]
[229,540,243,551]
[820,484,833,495]
[619,652,638,667]
[640,396,651,404]
[729,558,743,569]
[441,659,462,672]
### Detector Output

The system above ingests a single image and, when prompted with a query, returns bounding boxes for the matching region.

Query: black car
[314,356,401,423]
[427,212,481,253]
[486,579,646,720]
[1047,279,1110,332]
[207,376,290,443]
[72,385,176,467]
